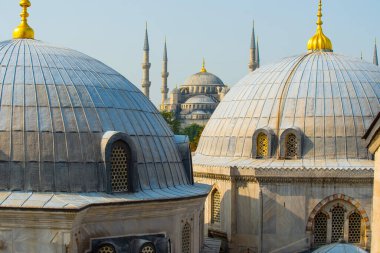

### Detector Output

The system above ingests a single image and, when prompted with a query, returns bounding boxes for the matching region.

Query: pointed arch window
[211,189,221,224]
[182,222,191,253]
[313,212,328,246]
[331,206,345,243]
[111,141,130,192]
[348,212,362,243]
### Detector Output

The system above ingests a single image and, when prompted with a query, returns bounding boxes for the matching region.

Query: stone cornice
[194,172,373,185]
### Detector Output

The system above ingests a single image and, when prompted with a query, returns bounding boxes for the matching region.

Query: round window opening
[98,244,115,253]
[140,244,156,253]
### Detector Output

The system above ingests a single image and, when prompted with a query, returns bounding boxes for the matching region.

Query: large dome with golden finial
[193,0,380,170]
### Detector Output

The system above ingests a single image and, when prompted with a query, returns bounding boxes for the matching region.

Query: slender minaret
[141,23,151,98]
[161,38,169,106]
[374,38,379,66]
[248,21,257,72]
[256,37,260,68]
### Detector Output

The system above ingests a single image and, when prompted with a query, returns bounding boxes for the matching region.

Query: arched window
[111,141,130,192]
[182,222,191,253]
[285,133,298,159]
[348,212,362,243]
[313,212,327,246]
[211,189,221,224]
[331,206,345,243]
[256,133,269,158]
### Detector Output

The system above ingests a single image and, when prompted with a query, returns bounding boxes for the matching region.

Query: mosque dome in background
[0,39,191,193]
[182,64,225,87]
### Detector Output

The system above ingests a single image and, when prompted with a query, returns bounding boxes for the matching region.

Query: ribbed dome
[195,51,380,166]
[183,72,224,87]
[0,39,189,192]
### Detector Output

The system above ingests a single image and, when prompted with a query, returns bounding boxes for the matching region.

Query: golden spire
[307,0,332,52]
[13,0,34,39]
[201,58,207,73]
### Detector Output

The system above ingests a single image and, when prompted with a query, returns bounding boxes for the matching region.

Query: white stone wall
[0,197,206,253]
[195,168,373,253]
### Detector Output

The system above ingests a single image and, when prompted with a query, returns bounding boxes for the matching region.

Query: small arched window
[256,133,269,158]
[111,141,130,192]
[348,212,362,243]
[313,212,327,246]
[285,133,298,159]
[182,222,191,253]
[331,206,345,243]
[211,189,221,224]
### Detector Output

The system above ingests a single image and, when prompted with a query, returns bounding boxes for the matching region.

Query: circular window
[140,244,155,253]
[98,244,115,253]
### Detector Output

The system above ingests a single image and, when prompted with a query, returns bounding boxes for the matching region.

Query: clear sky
[0,0,378,107]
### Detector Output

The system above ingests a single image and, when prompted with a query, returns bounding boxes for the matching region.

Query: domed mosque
[159,23,260,127]
[193,1,379,252]
[0,1,210,253]
[160,59,230,126]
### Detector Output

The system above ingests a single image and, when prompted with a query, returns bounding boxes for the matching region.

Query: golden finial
[201,58,207,73]
[307,0,332,52]
[13,0,34,39]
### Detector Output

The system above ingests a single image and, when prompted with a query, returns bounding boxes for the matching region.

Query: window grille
[285,133,298,158]
[182,222,191,253]
[140,245,155,253]
[331,206,345,243]
[98,245,115,253]
[348,212,361,243]
[314,212,327,246]
[257,133,268,158]
[111,141,129,192]
[211,190,221,224]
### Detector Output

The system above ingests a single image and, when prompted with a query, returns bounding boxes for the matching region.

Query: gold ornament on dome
[307,0,333,51]
[200,58,207,73]
[13,0,35,39]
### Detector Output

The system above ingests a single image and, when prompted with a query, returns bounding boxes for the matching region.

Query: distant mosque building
[141,23,260,127]
[0,1,210,253]
[193,1,380,253]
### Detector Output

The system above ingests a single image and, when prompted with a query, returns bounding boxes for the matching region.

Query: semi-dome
[195,51,380,168]
[0,39,192,193]
[185,95,218,104]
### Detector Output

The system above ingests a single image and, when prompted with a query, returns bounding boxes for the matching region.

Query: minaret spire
[141,22,151,98]
[161,38,169,106]
[374,38,379,66]
[248,20,258,72]
[256,37,260,68]
[13,0,34,39]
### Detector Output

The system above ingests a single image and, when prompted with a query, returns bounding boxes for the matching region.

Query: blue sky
[0,0,378,106]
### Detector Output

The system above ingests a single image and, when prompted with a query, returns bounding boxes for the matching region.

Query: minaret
[161,38,169,106]
[248,21,257,72]
[374,39,379,66]
[13,0,34,39]
[256,37,260,68]
[141,23,151,98]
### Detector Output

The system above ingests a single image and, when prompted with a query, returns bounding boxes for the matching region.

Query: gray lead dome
[196,52,380,165]
[0,39,188,192]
